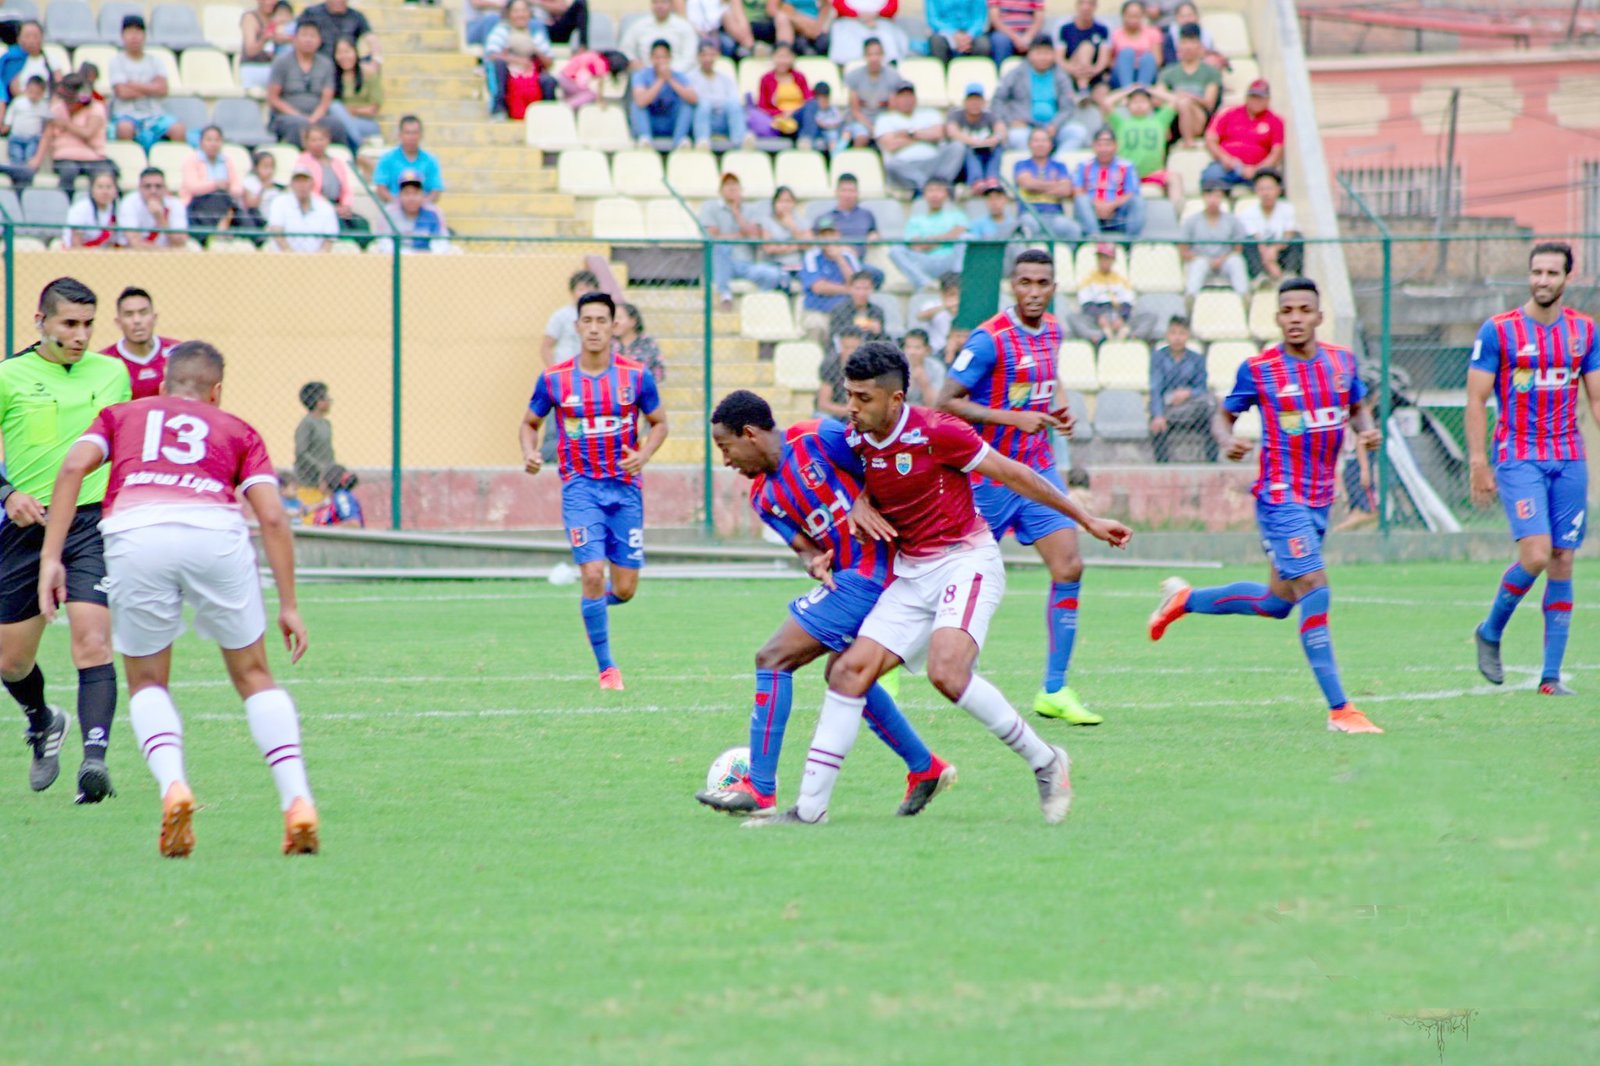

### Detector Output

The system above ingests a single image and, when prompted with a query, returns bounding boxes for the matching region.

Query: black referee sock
[5,665,52,733]
[77,664,118,761]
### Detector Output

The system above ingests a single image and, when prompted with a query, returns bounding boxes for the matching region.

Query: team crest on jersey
[618,384,633,405]
[1334,374,1350,393]
[895,453,913,475]
[1516,498,1536,520]
[1287,536,1308,558]
[569,527,589,548]
[1277,411,1304,435]
[800,460,827,489]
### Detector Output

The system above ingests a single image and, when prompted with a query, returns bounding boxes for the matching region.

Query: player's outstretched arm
[37,441,104,619]
[973,449,1132,548]
[520,409,544,475]
[1464,368,1496,505]
[245,482,308,664]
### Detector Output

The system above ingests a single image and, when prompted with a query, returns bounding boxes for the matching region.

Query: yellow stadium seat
[1129,243,1184,293]
[525,103,580,152]
[557,149,614,196]
[103,141,148,190]
[773,150,831,200]
[1222,58,1260,104]
[897,57,947,107]
[180,49,241,98]
[1206,340,1256,391]
[74,45,117,95]
[589,197,645,240]
[793,57,841,95]
[1096,340,1151,390]
[1232,406,1262,440]
[664,150,719,198]
[1166,148,1210,194]
[202,4,243,54]
[209,237,259,253]
[148,142,189,189]
[740,292,800,341]
[718,150,774,199]
[737,57,772,101]
[1191,291,1250,341]
[328,240,361,255]
[1057,340,1099,392]
[13,236,49,252]
[611,149,667,197]
[774,341,825,390]
[1202,12,1253,58]
[1248,289,1279,340]
[575,105,632,152]
[644,198,700,239]
[945,56,998,106]
[262,143,299,177]
[221,143,252,175]
[1071,242,1128,280]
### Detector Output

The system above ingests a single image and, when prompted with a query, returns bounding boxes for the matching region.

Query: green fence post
[701,238,714,537]
[1337,176,1393,536]
[3,219,12,357]
[391,233,403,531]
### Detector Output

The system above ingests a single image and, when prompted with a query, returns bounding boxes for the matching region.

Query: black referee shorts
[0,504,108,624]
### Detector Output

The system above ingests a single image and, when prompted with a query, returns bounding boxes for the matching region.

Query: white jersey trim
[960,441,991,474]
[863,403,912,450]
[238,474,278,495]
[100,502,248,537]
[116,339,163,366]
[77,433,110,459]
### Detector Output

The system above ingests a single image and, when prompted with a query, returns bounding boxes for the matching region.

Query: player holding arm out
[38,341,318,857]
[1465,241,1600,694]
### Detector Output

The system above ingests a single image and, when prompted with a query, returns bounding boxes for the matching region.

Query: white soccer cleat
[1035,745,1073,824]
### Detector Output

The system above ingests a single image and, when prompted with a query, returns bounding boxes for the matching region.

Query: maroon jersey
[100,337,181,400]
[80,395,277,535]
[848,405,993,561]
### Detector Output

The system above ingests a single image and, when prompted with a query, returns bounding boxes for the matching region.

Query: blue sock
[604,583,625,607]
[1187,581,1294,618]
[747,669,792,796]
[862,682,932,774]
[579,597,614,672]
[1296,587,1347,709]
[1043,581,1079,693]
[1541,579,1573,682]
[1482,563,1535,642]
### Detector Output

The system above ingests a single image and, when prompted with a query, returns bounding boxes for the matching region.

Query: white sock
[795,690,866,822]
[957,674,1056,771]
[245,688,312,811]
[129,686,186,796]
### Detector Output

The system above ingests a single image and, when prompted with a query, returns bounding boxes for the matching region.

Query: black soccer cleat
[897,755,956,817]
[74,758,115,805]
[1474,625,1504,686]
[24,707,69,792]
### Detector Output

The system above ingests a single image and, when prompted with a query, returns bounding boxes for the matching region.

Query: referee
[1,277,131,802]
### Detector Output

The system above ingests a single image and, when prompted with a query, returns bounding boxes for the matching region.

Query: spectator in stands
[622,0,699,72]
[678,0,756,58]
[903,328,947,404]
[797,214,862,341]
[967,186,1018,242]
[912,271,961,355]
[1236,168,1302,283]
[1059,0,1112,102]
[487,0,555,120]
[119,167,189,250]
[61,169,126,249]
[701,172,788,310]
[1180,178,1248,296]
[267,161,340,252]
[1077,242,1133,340]
[1101,84,1182,202]
[630,40,696,148]
[243,149,283,223]
[1332,434,1376,532]
[40,73,112,198]
[295,382,337,491]
[1148,314,1216,462]
[687,37,751,149]
[533,0,591,47]
[769,0,831,56]
[994,36,1087,153]
[268,21,346,147]
[827,173,877,248]
[760,186,810,285]
[828,269,888,347]
[810,82,846,152]
[947,84,1006,192]
[842,37,894,147]
[754,43,815,142]
[241,0,297,91]
[1013,126,1080,240]
[1157,23,1219,146]
[1203,79,1284,187]
[373,115,444,203]
[182,125,249,232]
[614,301,665,381]
[1073,126,1146,237]
[987,0,1043,63]
[1161,1,1223,67]
[296,120,368,237]
[927,0,990,62]
[553,47,629,110]
[2,75,49,170]
[829,6,908,66]
[381,171,452,253]
[330,36,384,149]
[816,325,862,415]
[875,82,963,194]
[943,324,970,366]
[1109,0,1162,88]
[466,0,508,47]
[301,0,379,62]
[109,16,186,149]
[1066,466,1093,510]
[890,177,966,290]
[2,19,54,101]
[543,269,599,364]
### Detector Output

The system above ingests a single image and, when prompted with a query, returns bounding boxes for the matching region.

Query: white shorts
[104,523,267,657]
[856,541,1007,673]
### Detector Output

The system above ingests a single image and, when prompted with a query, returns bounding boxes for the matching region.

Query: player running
[521,292,668,690]
[749,343,1132,828]
[938,248,1101,725]
[696,390,954,817]
[38,341,317,857]
[1467,241,1599,695]
[99,286,181,400]
[1,277,131,801]
[1148,278,1383,734]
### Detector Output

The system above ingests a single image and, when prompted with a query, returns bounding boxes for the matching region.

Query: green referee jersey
[0,348,131,506]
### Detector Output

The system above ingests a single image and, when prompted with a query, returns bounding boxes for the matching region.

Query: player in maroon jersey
[98,287,181,400]
[748,343,1132,827]
[39,341,319,858]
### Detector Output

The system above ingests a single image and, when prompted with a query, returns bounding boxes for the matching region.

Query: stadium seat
[179,49,242,98]
[773,340,825,390]
[1129,243,1184,293]
[718,150,774,199]
[575,106,631,153]
[1247,289,1279,340]
[1063,389,1093,440]
[45,1,99,49]
[0,0,37,18]
[793,57,841,95]
[1071,242,1127,279]
[524,104,580,152]
[589,196,645,240]
[1057,150,1092,175]
[664,150,719,198]
[1202,12,1253,58]
[610,148,667,197]
[872,294,906,337]
[161,95,210,133]
[616,11,649,40]
[20,187,69,240]
[209,237,259,253]
[945,56,998,105]
[1097,340,1151,390]
[43,44,72,76]
[737,57,771,101]
[73,45,118,94]
[328,239,361,255]
[586,12,616,48]
[829,150,884,198]
[1057,340,1098,392]
[1207,340,1255,392]
[12,236,49,252]
[148,142,189,188]
[861,197,905,238]
[1191,291,1250,341]
[1179,197,1216,223]
[202,4,243,54]
[1222,58,1261,104]
[102,141,148,188]
[644,198,699,239]
[1232,406,1262,440]
[212,98,271,147]
[97,3,143,46]
[1130,291,1186,340]
[1166,148,1210,194]
[557,149,613,196]
[998,148,1026,180]
[773,150,830,201]
[220,142,251,174]
[262,143,299,177]
[0,188,21,223]
[151,5,210,51]
[1141,198,1181,242]
[740,292,800,341]
[1093,389,1149,440]
[864,245,913,295]
[897,57,947,107]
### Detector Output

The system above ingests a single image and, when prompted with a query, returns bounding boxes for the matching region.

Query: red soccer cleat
[897,754,957,817]
[1327,705,1383,734]
[1148,577,1193,642]
[696,775,776,815]
[598,667,625,691]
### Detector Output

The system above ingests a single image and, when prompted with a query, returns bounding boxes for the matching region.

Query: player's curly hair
[845,341,909,393]
[711,390,775,434]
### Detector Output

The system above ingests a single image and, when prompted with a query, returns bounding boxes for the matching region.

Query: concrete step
[374,28,462,51]
[436,167,556,193]
[383,76,482,101]
[364,7,454,31]
[430,145,547,171]
[443,191,576,217]
[379,52,482,76]
[425,122,528,146]
[384,98,490,122]
[448,216,567,238]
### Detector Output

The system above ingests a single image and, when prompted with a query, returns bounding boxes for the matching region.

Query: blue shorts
[1256,499,1330,580]
[117,113,175,150]
[787,570,885,653]
[561,478,644,568]
[973,466,1077,546]
[1496,459,1588,548]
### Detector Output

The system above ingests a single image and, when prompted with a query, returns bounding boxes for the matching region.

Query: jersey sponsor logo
[800,460,827,490]
[1511,367,1570,392]
[871,457,888,468]
[798,495,849,539]
[895,453,913,475]
[569,527,589,548]
[563,415,627,438]
[899,428,927,445]
[1008,379,1055,409]
[1515,498,1536,520]
[1278,406,1347,435]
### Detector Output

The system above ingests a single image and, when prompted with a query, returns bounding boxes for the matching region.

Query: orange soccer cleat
[1148,577,1193,642]
[159,782,196,859]
[1327,705,1384,734]
[282,797,320,855]
[598,666,625,691]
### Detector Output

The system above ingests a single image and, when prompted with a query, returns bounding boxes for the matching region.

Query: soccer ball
[706,746,751,791]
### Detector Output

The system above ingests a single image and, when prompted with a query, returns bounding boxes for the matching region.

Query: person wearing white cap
[266,163,340,253]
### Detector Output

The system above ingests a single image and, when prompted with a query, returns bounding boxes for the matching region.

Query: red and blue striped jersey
[529,355,661,485]
[1224,343,1367,508]
[1470,307,1599,463]
[750,418,893,584]
[949,308,1060,486]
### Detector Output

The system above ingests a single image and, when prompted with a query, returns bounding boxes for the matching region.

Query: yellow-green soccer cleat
[877,667,902,702]
[1033,686,1103,726]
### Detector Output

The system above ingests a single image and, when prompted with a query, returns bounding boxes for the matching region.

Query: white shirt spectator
[683,0,729,36]
[828,17,910,65]
[243,173,283,216]
[619,14,699,73]
[1235,198,1298,240]
[5,94,50,140]
[874,107,944,165]
[109,51,167,119]
[685,64,740,111]
[61,199,128,249]
[119,192,190,247]
[544,304,581,361]
[267,192,340,252]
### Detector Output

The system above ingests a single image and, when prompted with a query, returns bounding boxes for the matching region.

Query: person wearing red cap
[1202,77,1284,188]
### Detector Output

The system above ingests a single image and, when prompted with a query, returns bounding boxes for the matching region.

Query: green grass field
[2,562,1597,1064]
